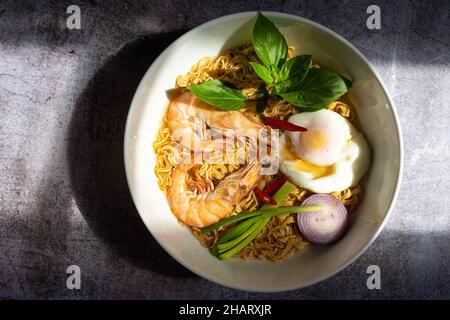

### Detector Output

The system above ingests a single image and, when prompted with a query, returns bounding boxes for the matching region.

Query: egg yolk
[281,136,334,179]
[294,159,334,179]
[300,129,327,152]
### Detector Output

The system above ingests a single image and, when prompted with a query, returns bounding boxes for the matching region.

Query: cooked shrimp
[166,91,266,152]
[167,158,261,228]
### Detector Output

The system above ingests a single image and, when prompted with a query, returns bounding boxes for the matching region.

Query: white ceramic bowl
[124,11,402,292]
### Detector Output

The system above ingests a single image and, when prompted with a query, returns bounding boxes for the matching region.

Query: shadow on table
[67,31,194,278]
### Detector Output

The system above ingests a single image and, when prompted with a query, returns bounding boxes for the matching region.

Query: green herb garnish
[279,68,350,109]
[249,62,274,84]
[186,79,247,110]
[252,11,288,69]
[207,181,321,260]
[201,204,321,234]
[186,12,351,112]
[278,55,312,90]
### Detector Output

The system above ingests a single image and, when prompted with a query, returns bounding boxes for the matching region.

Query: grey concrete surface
[0,0,449,299]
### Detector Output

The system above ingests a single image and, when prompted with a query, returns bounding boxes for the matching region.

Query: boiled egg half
[279,109,370,193]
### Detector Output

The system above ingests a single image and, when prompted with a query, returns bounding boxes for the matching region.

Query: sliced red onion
[298,194,348,245]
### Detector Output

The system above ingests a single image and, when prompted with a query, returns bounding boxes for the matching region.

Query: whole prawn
[167,158,261,227]
[166,91,266,153]
[165,91,267,227]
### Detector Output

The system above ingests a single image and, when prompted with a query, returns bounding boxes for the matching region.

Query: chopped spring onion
[209,181,321,260]
[201,204,321,234]
[218,218,268,260]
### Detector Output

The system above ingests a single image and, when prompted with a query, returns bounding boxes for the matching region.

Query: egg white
[279,117,370,193]
[287,109,351,166]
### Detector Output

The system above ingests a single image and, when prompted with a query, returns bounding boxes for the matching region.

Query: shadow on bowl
[67,31,195,278]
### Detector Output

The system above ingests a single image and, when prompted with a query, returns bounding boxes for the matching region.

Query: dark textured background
[0,0,449,299]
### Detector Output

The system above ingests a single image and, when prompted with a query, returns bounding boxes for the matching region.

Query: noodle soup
[124,11,402,290]
[153,14,367,262]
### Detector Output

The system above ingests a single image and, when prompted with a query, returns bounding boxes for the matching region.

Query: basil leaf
[252,12,288,69]
[274,82,289,95]
[280,55,312,89]
[187,80,247,110]
[279,68,348,109]
[249,62,274,84]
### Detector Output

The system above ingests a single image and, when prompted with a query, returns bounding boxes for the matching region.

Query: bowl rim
[123,10,403,293]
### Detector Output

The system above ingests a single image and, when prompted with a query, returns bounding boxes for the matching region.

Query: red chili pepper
[264,176,288,195]
[254,187,278,205]
[265,117,308,132]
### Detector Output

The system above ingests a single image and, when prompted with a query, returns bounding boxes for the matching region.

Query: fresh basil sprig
[279,68,349,109]
[252,11,288,70]
[186,12,351,112]
[249,62,273,84]
[279,55,312,89]
[186,80,247,110]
